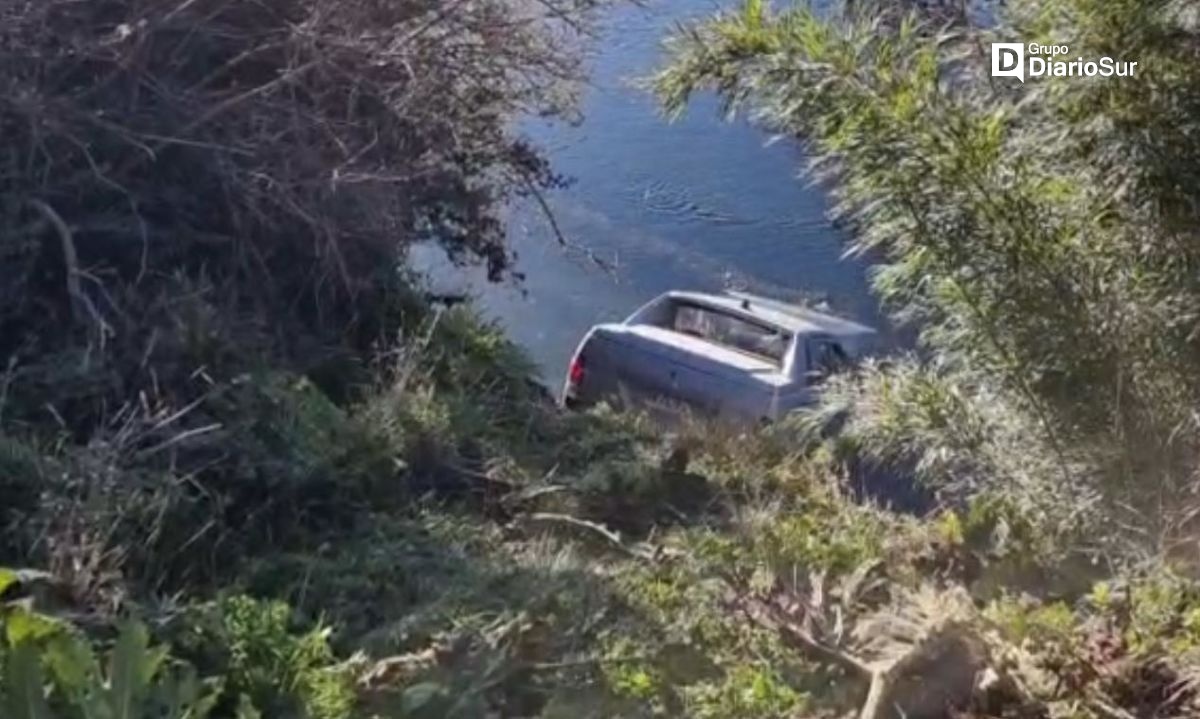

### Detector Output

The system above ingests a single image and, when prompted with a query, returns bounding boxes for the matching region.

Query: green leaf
[184,682,221,719]
[0,568,17,598]
[42,632,99,698]
[234,693,262,719]
[107,621,155,719]
[743,0,764,29]
[3,642,53,719]
[401,681,449,716]
[5,609,63,647]
[154,664,220,719]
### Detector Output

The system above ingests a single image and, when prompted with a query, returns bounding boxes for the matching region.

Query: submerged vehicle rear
[561,290,876,423]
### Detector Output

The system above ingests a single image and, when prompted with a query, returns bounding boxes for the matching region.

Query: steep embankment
[3,308,1199,718]
[3,0,1200,716]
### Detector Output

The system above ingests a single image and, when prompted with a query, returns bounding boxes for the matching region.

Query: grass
[1,306,1199,718]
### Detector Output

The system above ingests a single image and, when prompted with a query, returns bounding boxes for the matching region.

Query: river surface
[412,0,886,384]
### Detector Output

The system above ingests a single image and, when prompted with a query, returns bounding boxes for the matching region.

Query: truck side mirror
[804,369,826,386]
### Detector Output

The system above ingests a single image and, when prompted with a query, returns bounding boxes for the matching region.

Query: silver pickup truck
[561,290,877,423]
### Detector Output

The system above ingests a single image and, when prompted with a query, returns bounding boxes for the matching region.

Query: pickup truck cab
[561,290,876,423]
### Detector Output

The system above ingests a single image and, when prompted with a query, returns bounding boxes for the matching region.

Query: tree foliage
[0,0,600,436]
[656,0,1200,518]
[6,1,1200,717]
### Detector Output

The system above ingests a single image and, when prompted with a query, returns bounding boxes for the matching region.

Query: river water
[413,0,885,383]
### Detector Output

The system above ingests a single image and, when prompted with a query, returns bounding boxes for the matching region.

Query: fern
[0,602,218,719]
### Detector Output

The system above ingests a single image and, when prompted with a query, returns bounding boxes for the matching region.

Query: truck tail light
[567,355,586,387]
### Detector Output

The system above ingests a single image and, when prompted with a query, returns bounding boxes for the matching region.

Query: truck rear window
[672,304,789,364]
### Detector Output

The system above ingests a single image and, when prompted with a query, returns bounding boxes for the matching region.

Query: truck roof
[658,290,877,340]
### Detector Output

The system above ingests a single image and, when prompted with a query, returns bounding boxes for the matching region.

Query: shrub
[0,574,219,719]
[171,595,354,719]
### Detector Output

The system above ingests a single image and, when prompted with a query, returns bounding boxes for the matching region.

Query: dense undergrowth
[4,308,1200,717]
[4,0,1200,717]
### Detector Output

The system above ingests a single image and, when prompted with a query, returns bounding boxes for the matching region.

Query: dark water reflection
[412,0,888,382]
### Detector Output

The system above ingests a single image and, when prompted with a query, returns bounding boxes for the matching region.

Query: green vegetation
[3,0,1200,717]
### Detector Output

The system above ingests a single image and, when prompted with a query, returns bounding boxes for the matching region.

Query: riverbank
[4,0,1200,716]
[4,304,1198,718]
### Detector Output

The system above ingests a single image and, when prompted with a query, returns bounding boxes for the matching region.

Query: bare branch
[522,512,652,560]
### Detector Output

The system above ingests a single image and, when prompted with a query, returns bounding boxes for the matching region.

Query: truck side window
[809,340,848,379]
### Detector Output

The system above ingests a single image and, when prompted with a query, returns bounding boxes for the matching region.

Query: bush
[0,0,604,603]
[0,574,219,719]
[0,0,593,392]
[170,595,354,719]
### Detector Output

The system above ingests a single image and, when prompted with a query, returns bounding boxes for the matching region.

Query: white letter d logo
[991,43,1025,82]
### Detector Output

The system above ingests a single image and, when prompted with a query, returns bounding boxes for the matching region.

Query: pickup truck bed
[622,326,786,384]
[562,290,876,423]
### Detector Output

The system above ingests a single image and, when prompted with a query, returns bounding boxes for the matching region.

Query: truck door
[773,334,848,417]
[588,332,684,410]
[806,335,849,384]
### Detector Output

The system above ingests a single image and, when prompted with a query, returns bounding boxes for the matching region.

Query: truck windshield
[672,304,789,364]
